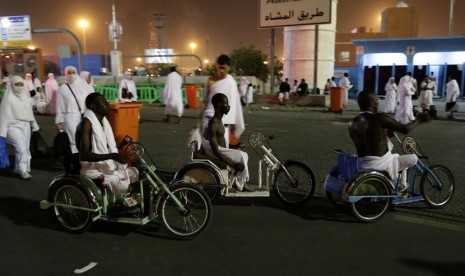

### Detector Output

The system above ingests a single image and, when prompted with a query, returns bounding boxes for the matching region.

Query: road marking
[394,215,465,232]
[74,262,98,274]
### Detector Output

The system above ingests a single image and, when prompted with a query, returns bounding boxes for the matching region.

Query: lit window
[339,51,350,62]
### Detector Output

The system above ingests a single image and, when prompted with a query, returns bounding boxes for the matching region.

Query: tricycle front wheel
[273,160,315,207]
[157,182,212,240]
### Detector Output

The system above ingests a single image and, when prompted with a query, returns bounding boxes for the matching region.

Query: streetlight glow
[78,19,89,55]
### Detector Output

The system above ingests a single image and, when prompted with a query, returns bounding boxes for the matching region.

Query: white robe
[162,71,184,116]
[245,85,254,105]
[395,76,415,124]
[419,80,435,107]
[202,74,245,146]
[45,75,59,114]
[338,76,352,107]
[55,78,89,153]
[80,71,95,94]
[0,76,40,174]
[383,81,397,113]
[358,141,417,189]
[201,139,249,191]
[80,110,138,195]
[118,78,138,102]
[446,79,460,103]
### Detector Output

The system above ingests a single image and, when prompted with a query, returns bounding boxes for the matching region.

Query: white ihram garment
[118,76,138,102]
[80,110,138,195]
[162,71,184,116]
[0,76,40,174]
[201,139,249,191]
[446,79,460,103]
[358,140,417,188]
[338,76,352,107]
[202,74,245,147]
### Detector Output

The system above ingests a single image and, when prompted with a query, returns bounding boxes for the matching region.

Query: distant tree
[230,45,269,82]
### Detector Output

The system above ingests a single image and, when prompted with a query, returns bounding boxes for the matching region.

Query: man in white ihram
[162,66,183,124]
[198,54,244,148]
[338,73,352,107]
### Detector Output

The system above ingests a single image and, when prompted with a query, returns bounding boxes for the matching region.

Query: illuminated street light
[78,19,89,55]
[204,59,209,65]
[189,42,197,54]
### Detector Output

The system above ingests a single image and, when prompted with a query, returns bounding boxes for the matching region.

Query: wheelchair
[40,136,212,240]
[174,131,316,207]
[323,134,455,222]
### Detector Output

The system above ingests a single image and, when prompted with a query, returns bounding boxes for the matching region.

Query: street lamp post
[78,19,89,55]
[189,42,197,73]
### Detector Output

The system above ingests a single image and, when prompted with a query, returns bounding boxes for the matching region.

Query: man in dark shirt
[278,78,291,105]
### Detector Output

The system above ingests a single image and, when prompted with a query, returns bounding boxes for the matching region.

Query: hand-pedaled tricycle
[323,133,455,222]
[174,131,316,207]
[40,136,212,239]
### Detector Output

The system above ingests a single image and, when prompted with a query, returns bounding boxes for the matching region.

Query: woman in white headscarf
[118,71,138,102]
[0,75,40,179]
[55,66,89,158]
[383,77,397,114]
[45,73,59,114]
[24,73,36,106]
[80,71,95,94]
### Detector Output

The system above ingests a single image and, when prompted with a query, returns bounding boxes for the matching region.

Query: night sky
[0,0,463,69]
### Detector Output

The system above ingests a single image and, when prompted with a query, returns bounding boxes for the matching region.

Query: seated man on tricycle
[201,93,251,191]
[348,90,430,192]
[76,92,139,196]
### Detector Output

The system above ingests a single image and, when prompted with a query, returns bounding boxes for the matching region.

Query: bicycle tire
[175,163,222,202]
[157,182,212,240]
[420,165,454,208]
[348,173,392,223]
[53,183,93,233]
[272,160,315,207]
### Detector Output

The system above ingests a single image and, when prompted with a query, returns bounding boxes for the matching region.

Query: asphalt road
[1,97,464,275]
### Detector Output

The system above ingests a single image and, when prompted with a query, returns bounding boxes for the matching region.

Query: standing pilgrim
[118,71,138,102]
[395,73,416,125]
[445,75,460,119]
[24,73,37,107]
[45,73,59,115]
[55,66,89,173]
[198,54,245,148]
[339,73,353,107]
[0,75,40,179]
[383,77,397,114]
[162,66,184,124]
[80,71,95,94]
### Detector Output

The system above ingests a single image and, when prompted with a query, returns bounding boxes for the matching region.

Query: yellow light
[78,19,89,28]
[136,57,142,62]
[189,42,197,51]
[27,45,36,50]
[204,59,209,64]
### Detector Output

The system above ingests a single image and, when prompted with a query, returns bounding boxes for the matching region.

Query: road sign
[0,15,32,48]
[259,0,332,28]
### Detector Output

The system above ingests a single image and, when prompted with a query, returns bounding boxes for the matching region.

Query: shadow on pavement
[400,257,465,276]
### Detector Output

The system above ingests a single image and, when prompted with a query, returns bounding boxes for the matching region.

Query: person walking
[45,73,59,115]
[198,54,244,148]
[162,66,184,124]
[395,72,416,125]
[278,78,290,105]
[0,75,40,179]
[118,71,138,102]
[80,71,95,94]
[383,77,397,114]
[55,65,89,174]
[445,75,460,119]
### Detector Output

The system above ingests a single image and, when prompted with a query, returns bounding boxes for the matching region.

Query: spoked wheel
[176,164,222,202]
[53,184,93,233]
[157,182,212,240]
[420,165,454,208]
[273,160,315,207]
[348,173,392,223]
